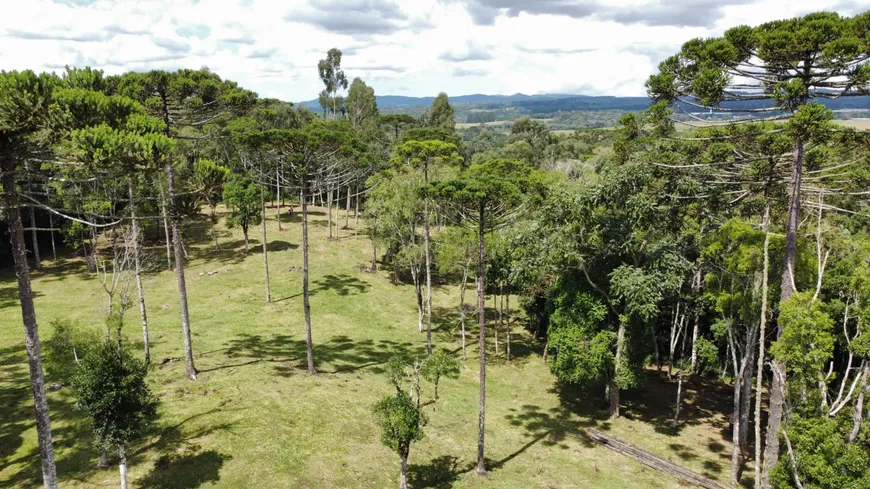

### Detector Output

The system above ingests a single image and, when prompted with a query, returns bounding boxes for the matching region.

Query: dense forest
[2,10,870,489]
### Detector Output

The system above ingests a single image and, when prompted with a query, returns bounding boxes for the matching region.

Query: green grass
[1,206,743,488]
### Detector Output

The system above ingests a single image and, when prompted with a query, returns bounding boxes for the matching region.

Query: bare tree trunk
[157,175,172,271]
[459,265,468,361]
[345,185,351,229]
[740,349,755,455]
[129,182,150,364]
[327,186,333,239]
[243,229,249,254]
[848,363,869,443]
[261,180,271,303]
[355,186,360,237]
[166,163,197,380]
[494,294,500,356]
[371,227,378,271]
[423,166,433,356]
[476,204,487,475]
[755,204,771,489]
[762,138,804,489]
[610,322,626,419]
[212,207,219,250]
[88,224,98,273]
[119,446,128,489]
[99,449,108,468]
[302,179,316,374]
[506,293,511,361]
[27,174,41,270]
[399,452,409,489]
[1,161,59,489]
[412,265,423,333]
[675,368,684,422]
[48,213,56,261]
[690,267,702,374]
[276,167,283,232]
[654,329,662,372]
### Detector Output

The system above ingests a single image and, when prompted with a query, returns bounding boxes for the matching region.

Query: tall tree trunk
[731,374,743,489]
[326,186,333,239]
[675,368,685,422]
[261,179,271,303]
[690,267,702,374]
[740,349,755,455]
[88,224,97,273]
[276,167,283,232]
[848,363,869,443]
[371,226,378,271]
[355,186,360,237]
[129,181,150,364]
[158,175,172,271]
[412,265,424,333]
[399,452,409,489]
[243,229,249,254]
[476,204,487,475]
[27,173,41,270]
[755,204,771,489]
[166,163,197,380]
[423,166,433,356]
[48,213,56,261]
[345,185,351,229]
[763,139,804,489]
[212,206,219,251]
[302,178,316,374]
[610,322,626,419]
[506,292,511,361]
[119,446,128,489]
[494,294,499,356]
[99,449,108,468]
[1,160,59,489]
[459,265,469,361]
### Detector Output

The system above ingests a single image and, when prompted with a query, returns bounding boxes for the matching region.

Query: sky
[1,0,868,102]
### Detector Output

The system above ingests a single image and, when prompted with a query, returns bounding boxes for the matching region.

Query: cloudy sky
[1,0,868,102]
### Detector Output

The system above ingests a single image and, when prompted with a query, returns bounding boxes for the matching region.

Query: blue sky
[1,0,867,102]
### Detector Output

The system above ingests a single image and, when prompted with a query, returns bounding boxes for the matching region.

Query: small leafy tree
[193,158,231,250]
[374,350,458,489]
[71,343,158,489]
[223,176,263,253]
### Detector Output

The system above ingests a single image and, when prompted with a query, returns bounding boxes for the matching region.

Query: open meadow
[1,206,745,489]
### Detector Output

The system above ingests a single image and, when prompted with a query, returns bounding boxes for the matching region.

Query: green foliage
[71,343,158,451]
[420,349,460,386]
[426,92,455,131]
[373,391,423,457]
[223,176,262,235]
[771,414,870,489]
[771,292,835,386]
[346,78,378,129]
[694,337,720,376]
[43,318,102,379]
[548,292,612,387]
[194,158,231,212]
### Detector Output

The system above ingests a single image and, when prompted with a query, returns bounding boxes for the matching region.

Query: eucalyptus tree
[395,140,462,355]
[425,92,455,131]
[646,13,870,482]
[0,69,60,489]
[432,157,544,475]
[318,48,348,120]
[243,120,363,373]
[114,69,257,380]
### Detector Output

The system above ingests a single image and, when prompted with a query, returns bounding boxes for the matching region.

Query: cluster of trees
[3,10,870,489]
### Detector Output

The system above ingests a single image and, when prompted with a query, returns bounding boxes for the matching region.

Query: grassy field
[1,206,746,488]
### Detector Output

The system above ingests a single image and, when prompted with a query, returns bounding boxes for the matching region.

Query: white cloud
[0,0,867,102]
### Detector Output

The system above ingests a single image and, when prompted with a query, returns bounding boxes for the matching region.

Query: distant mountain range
[298,92,870,115]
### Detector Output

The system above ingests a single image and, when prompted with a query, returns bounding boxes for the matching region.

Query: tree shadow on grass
[408,455,475,489]
[136,449,230,489]
[0,280,43,310]
[203,333,419,376]
[311,274,370,296]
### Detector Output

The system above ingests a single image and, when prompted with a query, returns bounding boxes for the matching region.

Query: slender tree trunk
[355,186,360,237]
[212,206,219,250]
[1,160,59,489]
[302,178,316,374]
[763,138,804,489]
[755,204,771,489]
[610,322,626,419]
[276,167,283,232]
[345,185,351,229]
[675,368,684,422]
[731,374,743,489]
[88,224,97,273]
[158,175,172,271]
[243,229,249,254]
[327,186,333,239]
[129,182,150,364]
[654,329,662,372]
[99,449,108,468]
[459,265,468,361]
[27,174,41,270]
[423,166,433,356]
[493,294,499,356]
[412,265,424,333]
[166,163,197,380]
[119,446,128,489]
[399,452,409,489]
[261,180,271,303]
[690,267,702,374]
[848,363,869,443]
[740,349,755,456]
[371,227,378,271]
[506,293,511,361]
[476,204,487,475]
[48,213,56,261]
